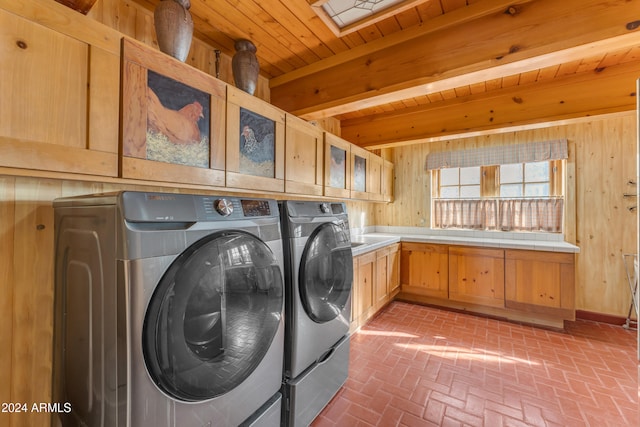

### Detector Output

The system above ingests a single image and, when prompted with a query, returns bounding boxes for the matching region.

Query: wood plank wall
[375,113,638,318]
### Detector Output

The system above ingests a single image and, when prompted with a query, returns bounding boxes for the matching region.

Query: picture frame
[226,85,285,192]
[350,144,370,200]
[120,38,226,186]
[323,133,351,198]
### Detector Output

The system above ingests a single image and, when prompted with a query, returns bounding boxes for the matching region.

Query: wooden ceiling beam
[340,59,640,148]
[270,0,640,119]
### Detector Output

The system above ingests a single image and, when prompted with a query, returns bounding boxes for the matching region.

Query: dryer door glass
[143,230,283,402]
[299,222,353,323]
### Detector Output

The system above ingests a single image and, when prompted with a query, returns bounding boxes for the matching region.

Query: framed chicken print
[120,38,225,186]
[238,107,275,177]
[145,70,210,168]
[226,85,285,192]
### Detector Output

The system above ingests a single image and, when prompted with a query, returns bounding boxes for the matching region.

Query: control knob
[214,198,234,216]
[320,203,331,214]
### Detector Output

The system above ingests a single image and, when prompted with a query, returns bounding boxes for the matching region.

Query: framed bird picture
[350,144,370,200]
[238,107,275,177]
[120,38,226,186]
[226,85,285,192]
[323,132,351,199]
[146,70,210,168]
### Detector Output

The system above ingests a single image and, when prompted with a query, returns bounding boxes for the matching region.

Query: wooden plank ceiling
[129,0,640,148]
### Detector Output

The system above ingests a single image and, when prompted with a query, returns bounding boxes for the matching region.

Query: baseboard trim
[575,309,631,326]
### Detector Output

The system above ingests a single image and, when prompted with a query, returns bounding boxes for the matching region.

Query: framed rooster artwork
[226,85,285,192]
[323,132,351,199]
[120,38,226,187]
[238,107,275,178]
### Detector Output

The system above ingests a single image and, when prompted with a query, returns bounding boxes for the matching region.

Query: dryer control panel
[199,196,276,220]
[120,192,278,222]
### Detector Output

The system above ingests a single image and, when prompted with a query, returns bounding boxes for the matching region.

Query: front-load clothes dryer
[279,200,353,427]
[52,191,285,427]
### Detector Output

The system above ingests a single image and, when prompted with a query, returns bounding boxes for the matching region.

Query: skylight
[323,0,404,27]
[308,0,429,36]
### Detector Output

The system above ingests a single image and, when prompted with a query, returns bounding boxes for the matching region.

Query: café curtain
[433,198,563,232]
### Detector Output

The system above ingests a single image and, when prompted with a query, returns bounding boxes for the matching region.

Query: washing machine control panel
[214,198,234,216]
[241,199,272,217]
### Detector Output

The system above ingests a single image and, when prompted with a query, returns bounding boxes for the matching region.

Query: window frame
[432,160,564,200]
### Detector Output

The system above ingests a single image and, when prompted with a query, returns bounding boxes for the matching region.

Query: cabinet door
[324,133,351,198]
[284,114,323,196]
[226,85,285,192]
[368,154,384,201]
[121,39,226,186]
[1,6,119,177]
[505,250,575,317]
[375,248,389,306]
[352,252,375,324]
[387,243,401,297]
[401,243,449,299]
[382,160,394,202]
[350,144,369,200]
[449,247,505,307]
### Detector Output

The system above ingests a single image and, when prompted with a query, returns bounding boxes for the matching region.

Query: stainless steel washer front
[52,191,285,427]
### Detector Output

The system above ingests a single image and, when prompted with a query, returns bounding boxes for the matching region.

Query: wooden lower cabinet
[449,247,505,307]
[387,243,400,296]
[375,248,389,307]
[351,243,400,330]
[374,243,401,309]
[505,249,575,319]
[399,242,575,328]
[352,251,375,329]
[400,242,449,298]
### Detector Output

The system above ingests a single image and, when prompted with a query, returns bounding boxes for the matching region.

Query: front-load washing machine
[52,191,285,427]
[279,200,353,427]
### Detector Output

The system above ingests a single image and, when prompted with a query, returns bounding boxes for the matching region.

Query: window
[431,160,564,232]
[499,161,550,198]
[427,140,568,233]
[440,166,480,198]
[434,161,561,199]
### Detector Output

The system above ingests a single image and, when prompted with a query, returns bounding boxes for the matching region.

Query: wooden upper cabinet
[401,242,449,299]
[324,133,351,198]
[505,249,575,318]
[121,38,226,187]
[368,153,383,201]
[382,159,394,202]
[449,247,505,307]
[0,3,120,176]
[226,85,285,192]
[350,144,370,200]
[284,114,323,196]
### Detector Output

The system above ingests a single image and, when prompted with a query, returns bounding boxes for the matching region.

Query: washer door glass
[299,222,353,323]
[143,230,283,402]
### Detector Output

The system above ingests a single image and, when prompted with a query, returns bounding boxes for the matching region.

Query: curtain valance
[425,139,568,170]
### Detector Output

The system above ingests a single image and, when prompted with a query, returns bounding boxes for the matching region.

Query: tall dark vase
[154,0,193,62]
[232,39,260,95]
